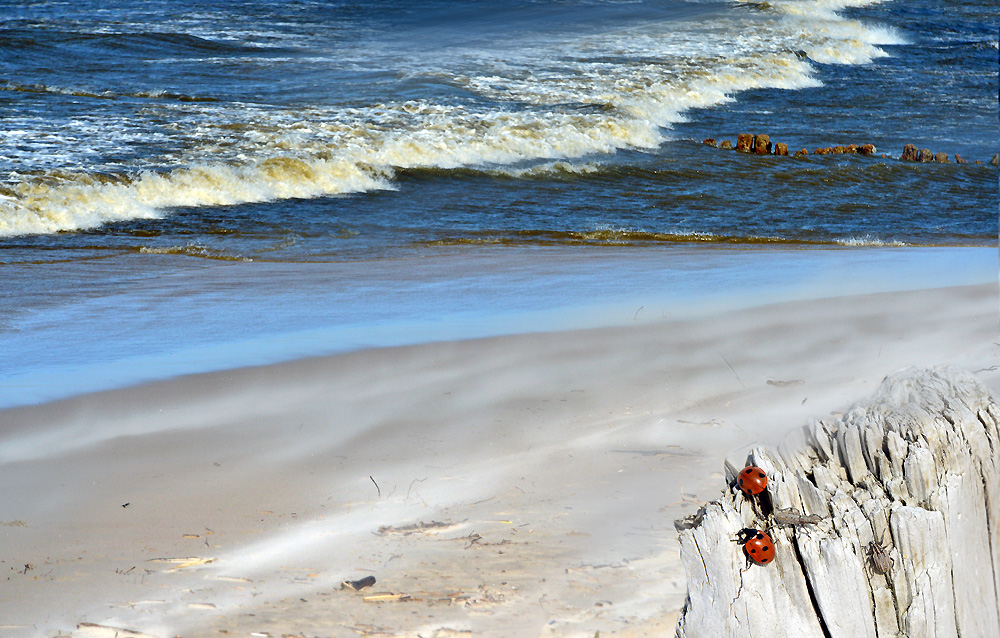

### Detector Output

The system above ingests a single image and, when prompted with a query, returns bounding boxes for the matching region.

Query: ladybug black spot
[744,468,753,475]
[763,544,771,551]
[758,472,765,478]
[760,557,770,563]
[755,532,764,540]
[749,548,757,554]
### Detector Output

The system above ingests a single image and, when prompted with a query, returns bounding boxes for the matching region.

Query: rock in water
[774,142,789,156]
[703,138,717,147]
[900,144,919,162]
[736,133,754,153]
[859,144,876,156]
[934,152,949,163]
[720,140,733,150]
[753,134,772,155]
[675,366,1000,638]
[918,148,934,162]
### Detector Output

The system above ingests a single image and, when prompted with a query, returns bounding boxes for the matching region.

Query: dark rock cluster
[811,143,877,156]
[899,144,952,163]
[702,135,998,166]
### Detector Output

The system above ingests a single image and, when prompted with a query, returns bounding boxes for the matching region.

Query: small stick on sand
[719,355,745,389]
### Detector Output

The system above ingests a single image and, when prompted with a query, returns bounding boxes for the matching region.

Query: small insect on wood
[733,528,776,567]
[736,466,767,497]
[735,465,771,517]
[771,507,823,528]
[866,531,894,575]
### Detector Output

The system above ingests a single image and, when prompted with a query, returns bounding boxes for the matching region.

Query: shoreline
[0,282,997,636]
[0,245,994,410]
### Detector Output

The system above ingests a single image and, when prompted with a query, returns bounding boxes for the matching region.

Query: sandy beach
[2,0,995,633]
[1,282,997,638]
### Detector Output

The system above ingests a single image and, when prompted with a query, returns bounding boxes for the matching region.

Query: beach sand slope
[0,284,996,637]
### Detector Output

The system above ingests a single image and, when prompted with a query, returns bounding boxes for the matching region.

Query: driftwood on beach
[674,366,1000,638]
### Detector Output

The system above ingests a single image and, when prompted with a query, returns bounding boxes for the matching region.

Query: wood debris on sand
[75,623,160,638]
[376,520,456,536]
[148,557,216,572]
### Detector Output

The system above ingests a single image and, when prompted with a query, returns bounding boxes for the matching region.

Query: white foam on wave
[0,158,393,236]
[0,102,663,236]
[836,235,909,247]
[768,0,906,63]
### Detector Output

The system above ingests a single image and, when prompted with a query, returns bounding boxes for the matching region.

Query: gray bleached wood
[675,366,1000,638]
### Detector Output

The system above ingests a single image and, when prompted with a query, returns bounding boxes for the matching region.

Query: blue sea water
[0,0,996,407]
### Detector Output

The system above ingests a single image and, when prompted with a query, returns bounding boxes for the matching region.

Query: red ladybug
[737,466,768,496]
[735,528,776,566]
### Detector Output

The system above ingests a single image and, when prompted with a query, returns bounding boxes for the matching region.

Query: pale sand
[0,283,996,638]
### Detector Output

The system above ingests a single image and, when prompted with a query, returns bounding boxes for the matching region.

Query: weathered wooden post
[675,367,1000,638]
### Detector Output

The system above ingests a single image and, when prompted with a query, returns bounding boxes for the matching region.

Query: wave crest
[0,159,393,236]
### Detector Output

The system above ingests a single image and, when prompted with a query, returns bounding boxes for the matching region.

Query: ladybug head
[734,528,760,544]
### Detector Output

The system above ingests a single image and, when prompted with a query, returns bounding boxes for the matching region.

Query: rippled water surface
[1,0,995,257]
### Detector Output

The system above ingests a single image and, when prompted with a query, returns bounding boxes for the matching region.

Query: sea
[0,0,997,408]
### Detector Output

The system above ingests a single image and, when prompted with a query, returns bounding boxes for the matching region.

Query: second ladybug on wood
[737,465,768,496]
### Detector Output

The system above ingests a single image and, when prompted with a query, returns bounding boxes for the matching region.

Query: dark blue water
[0,0,995,257]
